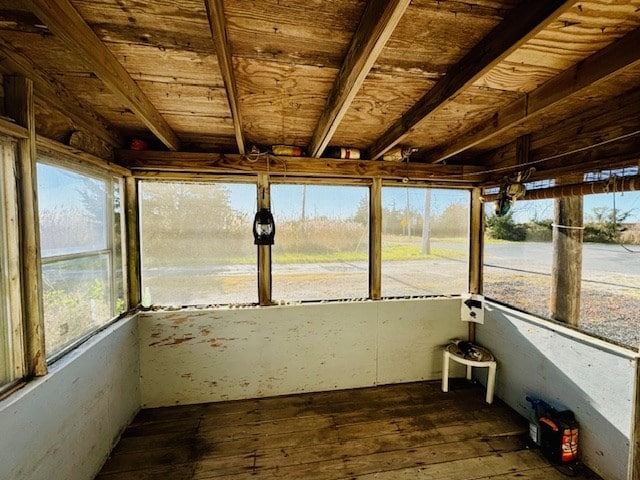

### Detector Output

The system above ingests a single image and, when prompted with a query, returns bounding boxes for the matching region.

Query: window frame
[37,156,127,363]
[0,135,25,394]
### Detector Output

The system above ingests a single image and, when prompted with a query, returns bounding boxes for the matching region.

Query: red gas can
[539,410,579,464]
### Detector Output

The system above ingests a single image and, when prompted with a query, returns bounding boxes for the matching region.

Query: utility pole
[421,188,431,254]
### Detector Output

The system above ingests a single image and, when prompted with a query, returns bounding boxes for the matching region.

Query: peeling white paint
[138,298,466,407]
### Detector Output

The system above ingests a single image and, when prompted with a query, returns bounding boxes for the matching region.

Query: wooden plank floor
[96,381,602,480]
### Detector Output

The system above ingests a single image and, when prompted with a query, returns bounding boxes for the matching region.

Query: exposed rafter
[367,0,575,160]
[480,88,640,185]
[24,0,180,151]
[308,0,410,158]
[487,85,640,160]
[117,150,484,183]
[0,36,123,149]
[428,27,640,164]
[204,0,246,155]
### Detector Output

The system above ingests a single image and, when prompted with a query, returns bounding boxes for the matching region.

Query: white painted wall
[4,299,635,480]
[0,317,139,480]
[138,298,467,407]
[476,303,638,480]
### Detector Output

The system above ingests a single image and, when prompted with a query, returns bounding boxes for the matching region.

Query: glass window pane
[271,185,369,301]
[42,254,111,355]
[38,163,108,257]
[140,181,257,305]
[483,199,553,317]
[38,161,124,360]
[382,187,469,296]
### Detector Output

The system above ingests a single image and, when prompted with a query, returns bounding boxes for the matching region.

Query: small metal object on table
[441,343,497,404]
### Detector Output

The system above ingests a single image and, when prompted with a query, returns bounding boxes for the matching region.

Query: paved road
[142,241,640,280]
[485,241,640,280]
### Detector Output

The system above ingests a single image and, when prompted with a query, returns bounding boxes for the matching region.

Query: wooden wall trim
[118,151,484,183]
[467,187,483,343]
[37,136,131,177]
[369,177,382,300]
[257,173,271,305]
[368,0,575,160]
[428,27,640,163]
[25,0,180,151]
[204,0,245,155]
[308,0,410,158]
[4,75,46,376]
[2,139,26,380]
[0,117,28,139]
[124,177,141,307]
[468,187,483,296]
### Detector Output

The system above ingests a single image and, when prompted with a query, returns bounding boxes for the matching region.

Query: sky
[37,163,103,212]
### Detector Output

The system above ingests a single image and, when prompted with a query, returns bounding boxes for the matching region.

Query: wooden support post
[4,75,46,376]
[550,193,583,325]
[370,178,382,300]
[257,173,272,306]
[468,187,484,343]
[124,176,141,307]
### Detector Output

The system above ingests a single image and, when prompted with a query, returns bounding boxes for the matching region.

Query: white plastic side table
[441,343,497,404]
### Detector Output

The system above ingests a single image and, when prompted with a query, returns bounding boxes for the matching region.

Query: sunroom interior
[0,1,639,480]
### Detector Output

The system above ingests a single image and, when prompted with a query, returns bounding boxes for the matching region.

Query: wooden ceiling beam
[0,36,123,148]
[367,0,575,160]
[117,150,484,183]
[204,0,246,155]
[428,27,640,163]
[480,88,640,185]
[24,0,180,151]
[521,134,640,185]
[308,0,410,158]
[483,87,640,167]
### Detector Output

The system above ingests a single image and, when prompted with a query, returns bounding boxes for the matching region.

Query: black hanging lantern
[253,208,275,245]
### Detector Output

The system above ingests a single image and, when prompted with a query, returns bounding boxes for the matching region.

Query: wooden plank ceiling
[0,0,639,185]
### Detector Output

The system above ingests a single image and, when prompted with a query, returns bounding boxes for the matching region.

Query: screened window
[483,199,553,318]
[580,192,640,348]
[483,193,640,349]
[139,181,256,305]
[382,187,470,296]
[38,162,126,358]
[271,184,369,301]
